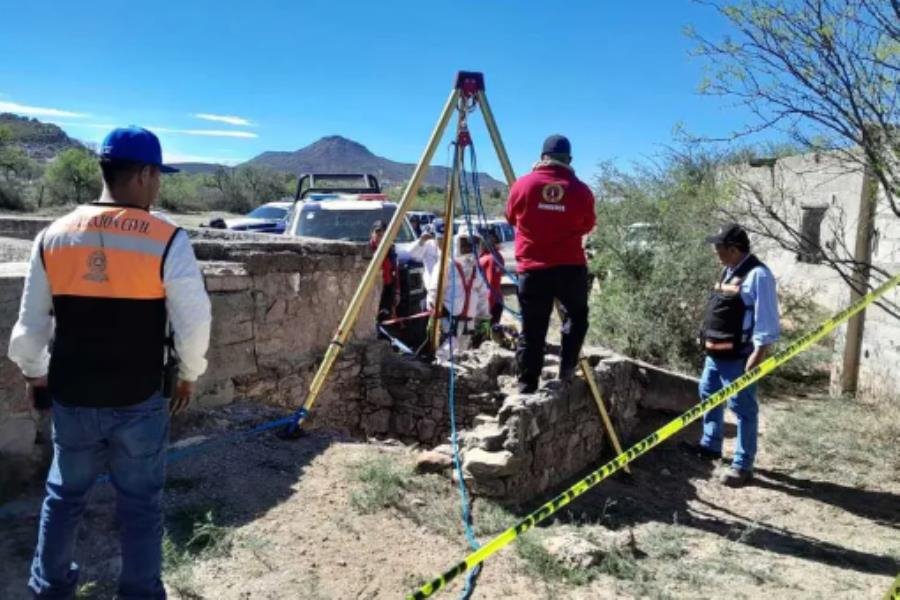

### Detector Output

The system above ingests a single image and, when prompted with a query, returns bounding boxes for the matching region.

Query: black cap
[705,222,750,249]
[371,219,386,232]
[542,134,571,156]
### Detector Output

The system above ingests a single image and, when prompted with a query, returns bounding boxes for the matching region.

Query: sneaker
[678,441,723,461]
[719,467,753,487]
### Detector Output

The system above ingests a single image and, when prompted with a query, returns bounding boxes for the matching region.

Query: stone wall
[459,349,648,505]
[0,218,702,508]
[0,235,379,494]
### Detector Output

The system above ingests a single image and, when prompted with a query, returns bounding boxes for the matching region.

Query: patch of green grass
[473,499,516,536]
[515,533,596,586]
[349,455,411,514]
[641,523,689,560]
[162,504,235,597]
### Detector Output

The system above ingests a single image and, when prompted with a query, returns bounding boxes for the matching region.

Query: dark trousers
[377,282,396,320]
[489,301,503,325]
[516,265,589,387]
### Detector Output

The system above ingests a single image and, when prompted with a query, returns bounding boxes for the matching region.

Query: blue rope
[445,154,483,599]
[95,406,308,485]
[458,145,522,321]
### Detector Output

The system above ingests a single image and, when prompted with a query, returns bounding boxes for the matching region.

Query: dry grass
[767,393,900,487]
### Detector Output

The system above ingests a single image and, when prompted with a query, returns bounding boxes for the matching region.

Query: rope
[445,218,483,599]
[458,143,521,321]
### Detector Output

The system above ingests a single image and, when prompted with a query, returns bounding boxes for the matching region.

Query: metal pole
[431,142,463,352]
[477,90,630,472]
[291,89,460,429]
[476,90,516,187]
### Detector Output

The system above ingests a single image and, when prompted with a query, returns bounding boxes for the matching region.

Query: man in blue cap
[8,126,212,598]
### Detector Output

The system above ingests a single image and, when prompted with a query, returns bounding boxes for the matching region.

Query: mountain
[244,135,507,191]
[0,113,84,160]
[168,162,230,175]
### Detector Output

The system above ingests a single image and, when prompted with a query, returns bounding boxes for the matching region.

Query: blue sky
[0,1,752,182]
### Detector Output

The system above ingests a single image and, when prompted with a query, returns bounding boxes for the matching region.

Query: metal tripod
[284,71,629,473]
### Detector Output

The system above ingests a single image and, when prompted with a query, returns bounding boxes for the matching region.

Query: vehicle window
[502,224,515,241]
[294,206,413,243]
[247,205,287,220]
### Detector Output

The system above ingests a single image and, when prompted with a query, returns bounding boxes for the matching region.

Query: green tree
[688,0,899,217]
[158,173,205,212]
[588,152,723,371]
[44,147,101,205]
[0,124,42,210]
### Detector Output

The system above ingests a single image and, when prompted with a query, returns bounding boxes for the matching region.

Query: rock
[432,444,454,458]
[470,422,507,452]
[416,418,437,441]
[196,379,235,409]
[362,409,390,434]
[541,533,605,569]
[462,448,522,478]
[414,450,453,474]
[595,528,638,556]
[472,414,498,427]
[0,416,36,456]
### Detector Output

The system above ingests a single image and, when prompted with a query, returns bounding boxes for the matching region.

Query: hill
[244,135,507,191]
[0,113,84,160]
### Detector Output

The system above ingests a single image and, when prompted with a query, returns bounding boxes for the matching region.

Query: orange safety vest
[41,203,180,407]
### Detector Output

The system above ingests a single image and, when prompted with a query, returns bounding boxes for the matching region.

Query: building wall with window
[727,151,899,400]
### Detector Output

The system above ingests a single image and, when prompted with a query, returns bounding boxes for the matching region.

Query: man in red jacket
[478,229,505,326]
[506,135,596,393]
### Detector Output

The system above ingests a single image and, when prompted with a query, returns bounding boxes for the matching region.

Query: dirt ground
[0,387,897,599]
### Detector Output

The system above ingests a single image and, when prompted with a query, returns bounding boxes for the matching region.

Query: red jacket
[479,250,505,306]
[370,239,397,285]
[505,163,596,271]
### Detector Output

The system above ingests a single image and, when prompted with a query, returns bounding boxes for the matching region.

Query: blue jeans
[698,355,758,472]
[28,393,169,600]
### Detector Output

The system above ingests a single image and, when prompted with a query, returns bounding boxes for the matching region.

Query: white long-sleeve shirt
[408,237,440,279]
[8,226,212,382]
[425,254,490,320]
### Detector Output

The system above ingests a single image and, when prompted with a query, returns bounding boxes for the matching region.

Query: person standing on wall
[681,223,780,487]
[506,135,596,393]
[7,126,212,599]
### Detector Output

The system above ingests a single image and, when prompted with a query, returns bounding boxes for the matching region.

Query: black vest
[701,254,764,359]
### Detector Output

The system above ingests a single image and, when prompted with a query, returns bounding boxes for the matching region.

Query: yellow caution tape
[885,571,900,600]
[407,273,900,599]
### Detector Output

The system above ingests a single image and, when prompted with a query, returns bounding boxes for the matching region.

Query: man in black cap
[683,223,780,487]
[506,135,596,393]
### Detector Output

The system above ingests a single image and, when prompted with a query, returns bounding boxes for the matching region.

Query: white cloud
[53,121,117,130]
[193,113,253,127]
[0,100,89,119]
[163,152,244,166]
[152,126,257,139]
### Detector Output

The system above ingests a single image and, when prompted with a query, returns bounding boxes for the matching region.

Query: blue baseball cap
[100,126,178,173]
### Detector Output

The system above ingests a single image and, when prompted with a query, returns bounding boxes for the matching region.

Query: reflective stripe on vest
[42,205,176,299]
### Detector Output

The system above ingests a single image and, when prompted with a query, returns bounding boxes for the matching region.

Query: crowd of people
[6,128,779,598]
